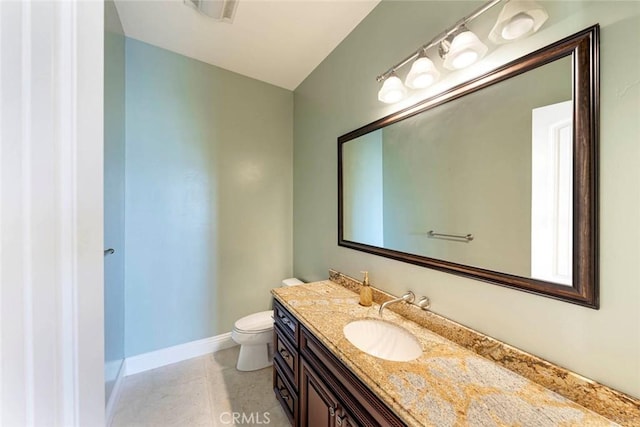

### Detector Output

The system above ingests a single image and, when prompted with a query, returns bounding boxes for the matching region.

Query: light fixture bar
[376,0,504,82]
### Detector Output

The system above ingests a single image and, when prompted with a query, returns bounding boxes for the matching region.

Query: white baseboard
[124,333,237,376]
[105,360,126,427]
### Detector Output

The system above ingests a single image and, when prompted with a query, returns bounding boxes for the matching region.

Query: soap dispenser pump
[359,271,373,307]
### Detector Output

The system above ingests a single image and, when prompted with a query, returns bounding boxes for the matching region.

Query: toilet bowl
[231,278,303,371]
[231,311,274,371]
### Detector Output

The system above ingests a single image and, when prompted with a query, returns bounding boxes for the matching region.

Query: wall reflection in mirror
[339,26,599,308]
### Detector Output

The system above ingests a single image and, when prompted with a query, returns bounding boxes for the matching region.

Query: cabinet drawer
[274,325,298,387]
[274,300,298,344]
[273,361,298,425]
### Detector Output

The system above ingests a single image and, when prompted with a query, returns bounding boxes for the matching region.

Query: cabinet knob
[329,407,335,417]
[336,414,347,426]
[278,386,290,401]
[279,348,290,360]
[280,315,294,329]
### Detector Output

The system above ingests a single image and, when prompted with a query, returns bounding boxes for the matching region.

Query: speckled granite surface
[329,270,640,426]
[272,280,624,427]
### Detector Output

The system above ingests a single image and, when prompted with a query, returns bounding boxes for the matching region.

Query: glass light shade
[489,1,549,44]
[405,56,440,89]
[184,0,239,23]
[378,75,407,104]
[442,31,488,70]
[501,12,535,40]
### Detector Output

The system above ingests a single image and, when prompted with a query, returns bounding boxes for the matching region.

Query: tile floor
[111,346,289,427]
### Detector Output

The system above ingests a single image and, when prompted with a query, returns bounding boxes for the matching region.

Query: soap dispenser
[359,271,373,307]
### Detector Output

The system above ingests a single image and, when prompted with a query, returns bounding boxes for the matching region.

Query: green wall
[293,1,640,398]
[125,39,293,357]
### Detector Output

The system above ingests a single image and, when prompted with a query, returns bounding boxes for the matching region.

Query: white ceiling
[114,0,380,90]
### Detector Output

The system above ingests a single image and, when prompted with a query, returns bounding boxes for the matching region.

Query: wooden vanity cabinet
[272,299,405,427]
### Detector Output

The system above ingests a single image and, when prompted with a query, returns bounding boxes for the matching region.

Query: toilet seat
[233,310,274,334]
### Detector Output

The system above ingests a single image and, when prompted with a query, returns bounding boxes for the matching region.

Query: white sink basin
[343,319,422,362]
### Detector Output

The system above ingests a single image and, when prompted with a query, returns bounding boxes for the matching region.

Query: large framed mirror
[338,26,599,308]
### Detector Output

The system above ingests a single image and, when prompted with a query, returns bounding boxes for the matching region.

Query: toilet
[231,278,303,371]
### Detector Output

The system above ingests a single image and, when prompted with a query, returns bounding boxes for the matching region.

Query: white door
[531,100,573,286]
[0,1,105,425]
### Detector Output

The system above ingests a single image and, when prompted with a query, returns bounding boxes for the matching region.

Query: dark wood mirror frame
[338,25,599,308]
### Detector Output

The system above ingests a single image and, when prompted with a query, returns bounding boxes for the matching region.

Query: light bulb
[378,74,407,104]
[501,12,535,40]
[405,56,440,89]
[489,1,549,44]
[441,30,488,70]
[451,50,479,69]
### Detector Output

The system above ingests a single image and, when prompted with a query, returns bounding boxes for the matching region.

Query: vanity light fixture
[439,27,488,70]
[378,72,407,104]
[489,0,548,44]
[375,0,549,103]
[184,0,239,23]
[405,51,440,89]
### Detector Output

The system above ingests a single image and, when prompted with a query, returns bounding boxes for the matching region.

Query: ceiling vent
[184,0,239,23]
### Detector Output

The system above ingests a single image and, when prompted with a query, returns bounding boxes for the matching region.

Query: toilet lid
[234,310,274,333]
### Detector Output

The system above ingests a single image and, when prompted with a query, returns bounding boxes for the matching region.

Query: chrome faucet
[379,291,415,317]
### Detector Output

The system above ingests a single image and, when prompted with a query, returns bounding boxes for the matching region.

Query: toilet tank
[282,278,304,287]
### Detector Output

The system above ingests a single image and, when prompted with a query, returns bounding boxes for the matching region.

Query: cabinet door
[300,326,405,427]
[300,359,339,427]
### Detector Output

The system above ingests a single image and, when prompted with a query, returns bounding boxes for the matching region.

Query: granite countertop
[272,280,618,427]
